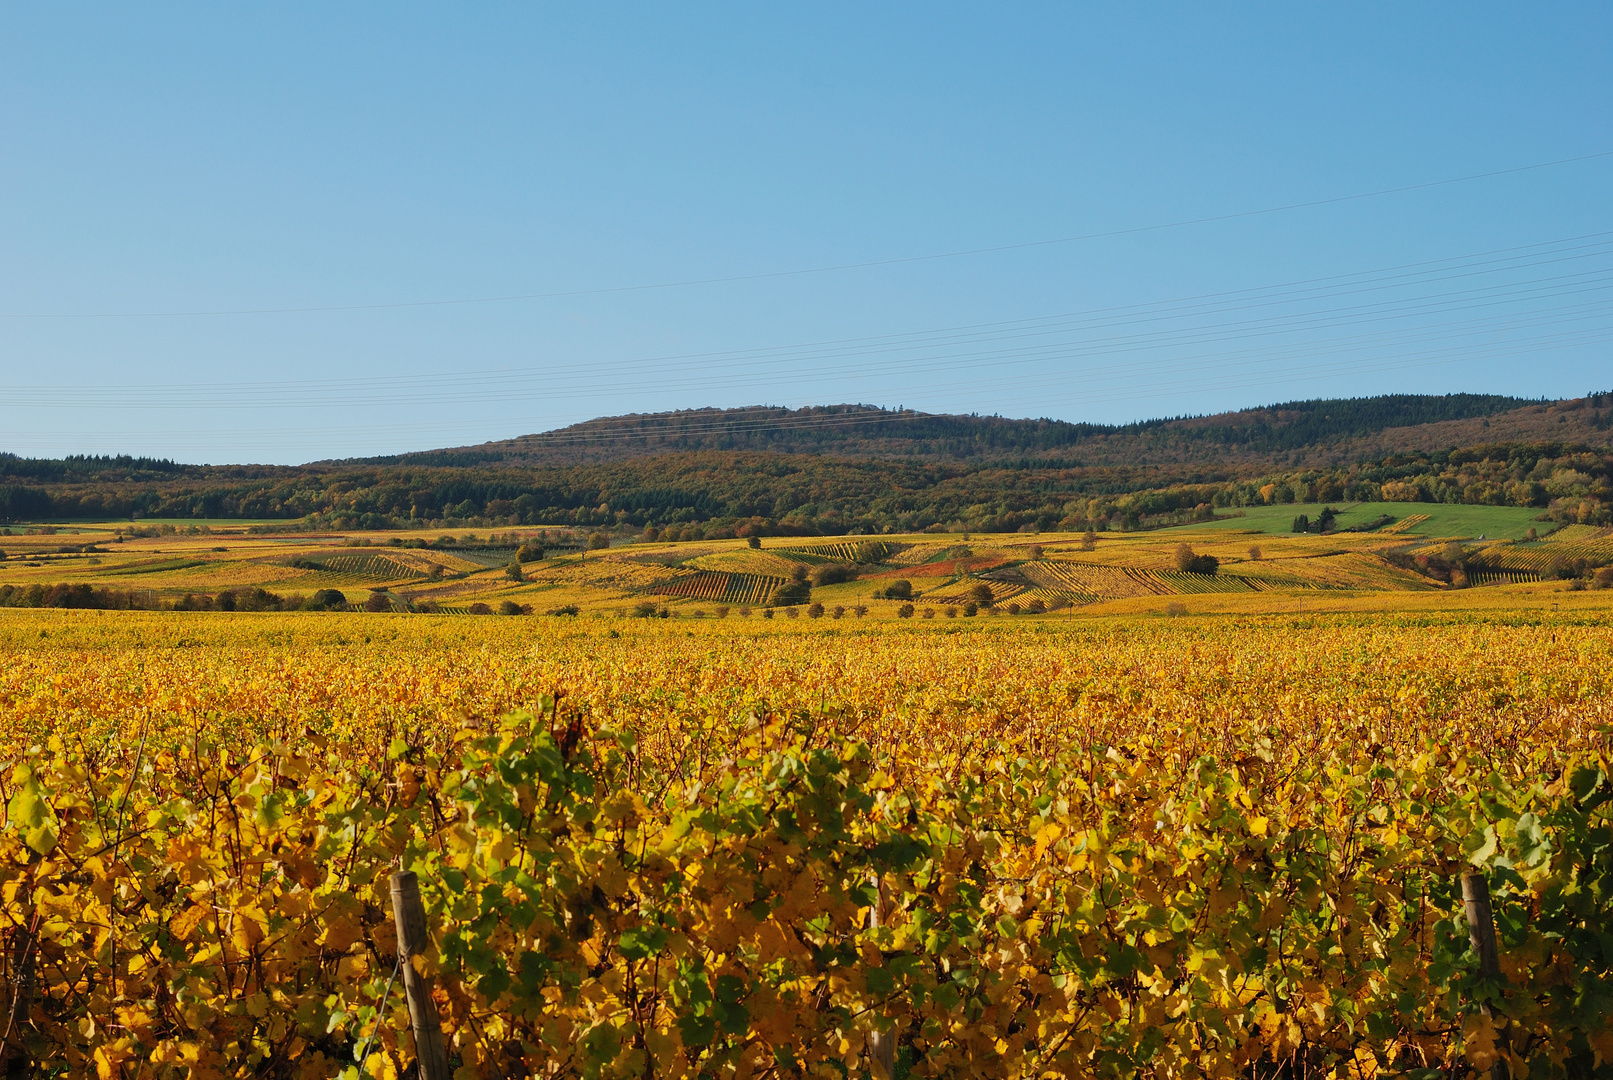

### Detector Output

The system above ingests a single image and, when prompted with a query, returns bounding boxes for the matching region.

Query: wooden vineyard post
[390,871,451,1080]
[866,875,895,1080]
[1461,872,1508,1080]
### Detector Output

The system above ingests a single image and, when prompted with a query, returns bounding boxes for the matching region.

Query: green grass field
[1183,502,1546,540]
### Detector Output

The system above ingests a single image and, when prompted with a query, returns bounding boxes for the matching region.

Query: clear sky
[2,4,1609,464]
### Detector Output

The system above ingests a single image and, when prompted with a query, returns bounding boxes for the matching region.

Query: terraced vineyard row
[1542,524,1613,543]
[768,539,899,564]
[686,550,803,576]
[1468,570,1541,585]
[648,569,786,605]
[1379,513,1430,534]
[1020,561,1162,600]
[1008,560,1359,602]
[318,552,428,579]
[1470,538,1613,572]
[925,579,1028,604]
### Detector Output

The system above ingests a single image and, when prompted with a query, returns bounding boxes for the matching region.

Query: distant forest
[3,446,1608,536]
[358,393,1540,466]
[2,395,1609,533]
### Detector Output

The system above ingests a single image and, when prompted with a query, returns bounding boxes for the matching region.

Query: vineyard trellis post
[390,870,452,1080]
[866,874,895,1079]
[1461,871,1508,1080]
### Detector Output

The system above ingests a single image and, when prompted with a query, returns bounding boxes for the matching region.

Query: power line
[10,231,1609,405]
[4,151,1610,320]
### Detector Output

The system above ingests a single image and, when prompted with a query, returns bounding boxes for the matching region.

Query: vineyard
[645,569,787,606]
[767,540,901,565]
[1470,527,1613,574]
[1379,514,1431,534]
[1,513,1600,619]
[315,552,430,580]
[0,611,1608,1078]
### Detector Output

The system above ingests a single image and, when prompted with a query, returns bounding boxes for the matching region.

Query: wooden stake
[390,871,451,1080]
[866,876,895,1080]
[1461,872,1507,1080]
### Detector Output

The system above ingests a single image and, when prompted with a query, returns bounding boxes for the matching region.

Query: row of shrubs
[0,583,590,616]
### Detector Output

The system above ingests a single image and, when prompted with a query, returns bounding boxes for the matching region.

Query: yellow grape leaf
[7,766,58,856]
[170,904,208,942]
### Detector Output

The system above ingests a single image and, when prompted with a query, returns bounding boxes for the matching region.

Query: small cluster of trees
[1173,544,1220,575]
[1291,507,1339,534]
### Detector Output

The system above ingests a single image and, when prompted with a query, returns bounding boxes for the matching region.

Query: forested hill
[2,392,1610,531]
[356,393,1605,468]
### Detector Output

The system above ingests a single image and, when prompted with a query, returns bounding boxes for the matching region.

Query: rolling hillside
[359,393,1611,467]
[2,393,1608,535]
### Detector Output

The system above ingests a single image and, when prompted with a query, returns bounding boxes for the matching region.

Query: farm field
[1186,501,1548,539]
[0,505,1595,621]
[0,607,1609,1077]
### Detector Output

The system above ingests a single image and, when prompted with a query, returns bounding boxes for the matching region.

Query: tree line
[1,438,1607,534]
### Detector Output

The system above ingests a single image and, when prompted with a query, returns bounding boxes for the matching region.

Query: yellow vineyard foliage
[0,610,1607,1078]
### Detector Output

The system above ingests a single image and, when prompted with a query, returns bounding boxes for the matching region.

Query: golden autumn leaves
[0,702,1607,1078]
[0,612,1607,1076]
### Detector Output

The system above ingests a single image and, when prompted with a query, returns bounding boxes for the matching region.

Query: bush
[852,604,867,617]
[1594,567,1613,590]
[1165,601,1188,617]
[1026,545,1043,560]
[586,532,611,551]
[771,581,812,607]
[789,563,810,583]
[306,589,347,611]
[1023,598,1046,614]
[517,542,546,563]
[747,535,761,549]
[1174,544,1219,575]
[810,563,856,586]
[944,606,957,617]
[968,583,994,606]
[896,602,915,618]
[831,605,846,619]
[505,562,524,582]
[963,601,979,617]
[468,602,493,615]
[632,600,659,618]
[881,579,913,600]
[548,604,580,616]
[233,587,287,612]
[1248,545,1262,561]
[921,607,935,619]
[363,592,392,613]
[807,602,825,618]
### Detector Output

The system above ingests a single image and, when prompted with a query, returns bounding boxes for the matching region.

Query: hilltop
[353,392,1611,468]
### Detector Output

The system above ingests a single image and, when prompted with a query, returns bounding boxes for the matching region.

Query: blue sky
[2,4,1609,463]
